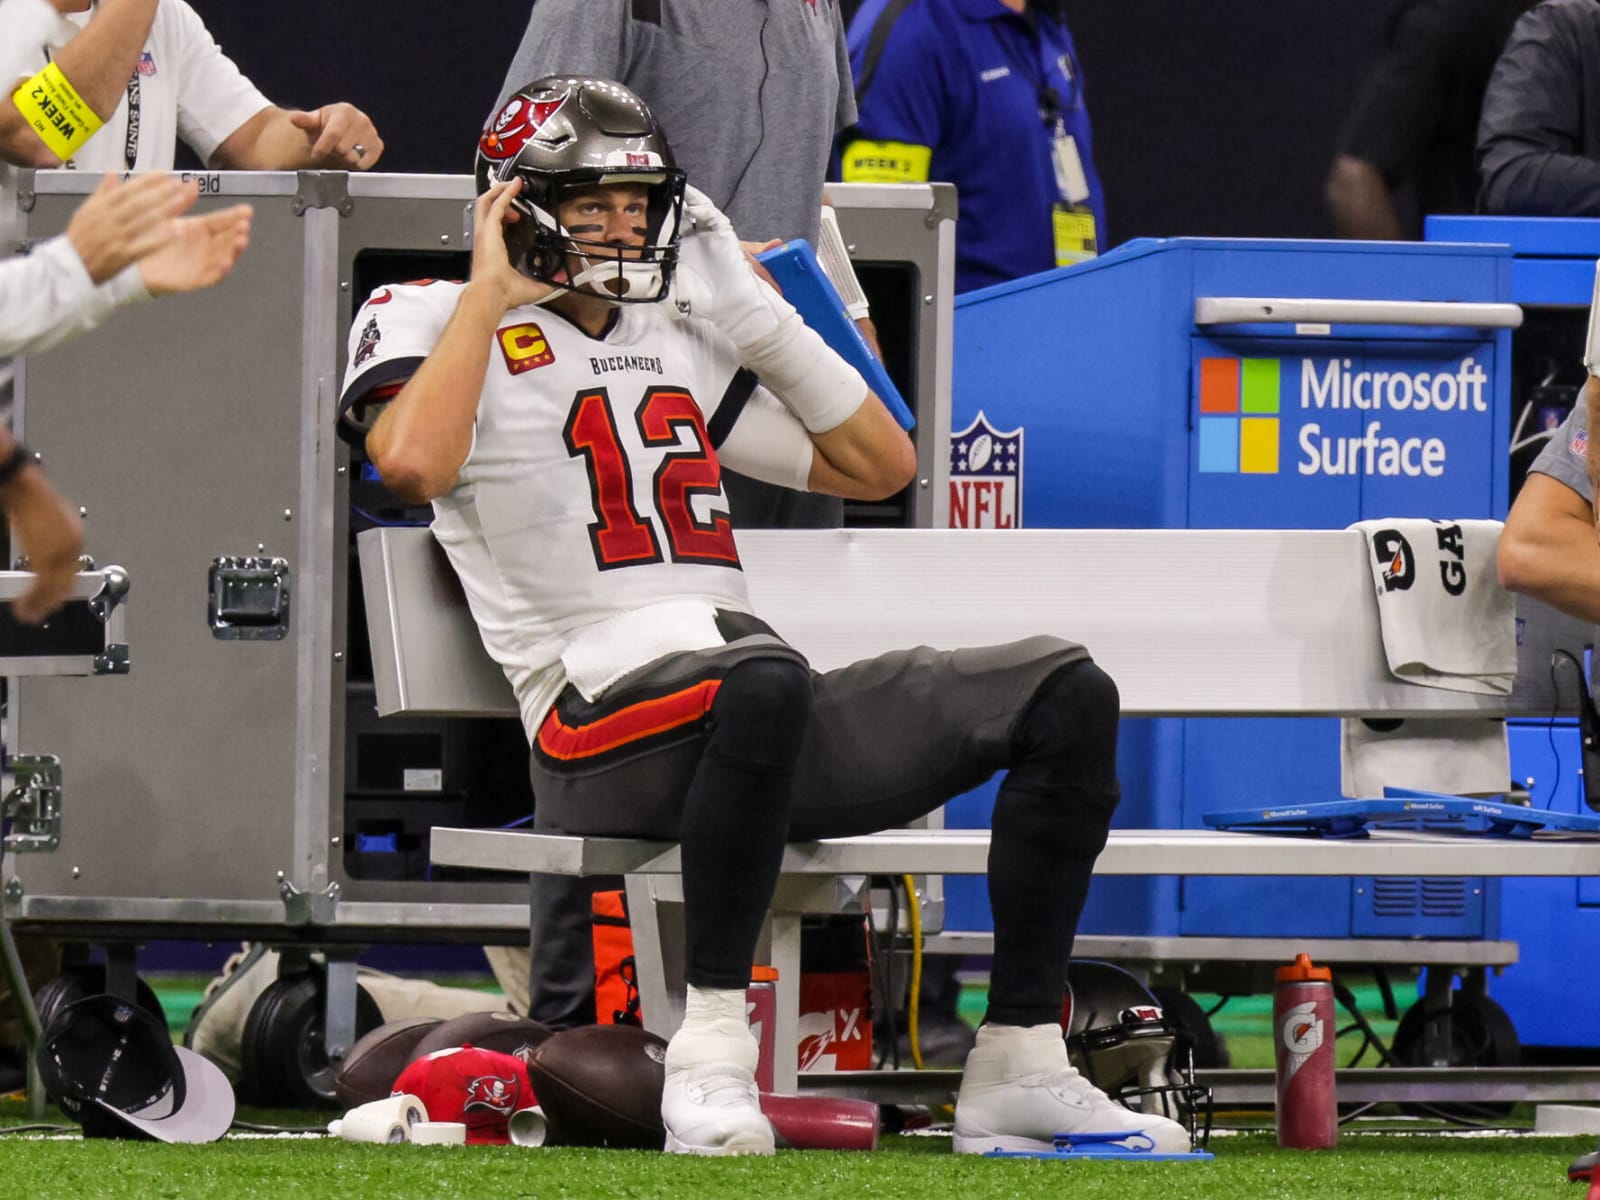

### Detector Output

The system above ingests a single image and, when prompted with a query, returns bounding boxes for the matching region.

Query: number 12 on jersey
[562,387,741,571]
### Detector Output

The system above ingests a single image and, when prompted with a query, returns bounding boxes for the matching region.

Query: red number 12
[563,387,740,571]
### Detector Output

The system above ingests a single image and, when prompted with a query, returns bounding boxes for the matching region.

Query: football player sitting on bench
[340,75,1189,1158]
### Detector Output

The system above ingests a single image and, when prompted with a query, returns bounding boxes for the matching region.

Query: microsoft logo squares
[1198,357,1279,474]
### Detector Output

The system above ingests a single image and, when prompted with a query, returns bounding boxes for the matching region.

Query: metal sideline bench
[357,526,1600,1096]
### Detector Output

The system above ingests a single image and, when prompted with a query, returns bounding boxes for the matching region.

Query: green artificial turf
[0,1122,1590,1200]
[3,975,1575,1198]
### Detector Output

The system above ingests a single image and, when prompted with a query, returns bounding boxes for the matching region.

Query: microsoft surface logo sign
[1197,357,1279,474]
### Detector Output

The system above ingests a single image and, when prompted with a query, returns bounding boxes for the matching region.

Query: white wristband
[738,311,867,434]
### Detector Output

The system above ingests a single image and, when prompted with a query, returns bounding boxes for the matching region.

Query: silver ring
[353,143,367,159]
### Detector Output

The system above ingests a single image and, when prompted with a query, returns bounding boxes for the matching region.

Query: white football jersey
[340,282,813,738]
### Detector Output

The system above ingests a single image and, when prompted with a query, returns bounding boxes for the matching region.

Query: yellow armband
[12,61,104,160]
[839,139,932,185]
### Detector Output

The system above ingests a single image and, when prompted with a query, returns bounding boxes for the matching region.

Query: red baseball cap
[392,1045,536,1145]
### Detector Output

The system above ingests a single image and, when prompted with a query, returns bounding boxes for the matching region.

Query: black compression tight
[985,658,1122,1028]
[681,656,814,990]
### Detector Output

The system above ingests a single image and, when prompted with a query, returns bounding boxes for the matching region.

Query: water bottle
[747,965,779,1093]
[1273,952,1337,1149]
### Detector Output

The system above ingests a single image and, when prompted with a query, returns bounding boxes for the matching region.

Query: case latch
[208,556,291,640]
[3,756,62,853]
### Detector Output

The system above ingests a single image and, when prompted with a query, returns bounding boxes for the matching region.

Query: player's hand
[64,173,197,284]
[670,186,790,345]
[138,204,253,296]
[469,178,557,310]
[3,462,84,625]
[288,103,384,170]
[741,238,782,292]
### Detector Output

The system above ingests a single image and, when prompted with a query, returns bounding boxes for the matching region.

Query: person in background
[0,134,251,1088]
[838,0,1105,293]
[0,0,372,1086]
[1326,0,1531,239]
[0,0,382,421]
[0,0,383,185]
[1478,0,1600,216]
[1497,377,1600,623]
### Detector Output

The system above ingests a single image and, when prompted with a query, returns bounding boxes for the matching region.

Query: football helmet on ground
[1063,960,1214,1144]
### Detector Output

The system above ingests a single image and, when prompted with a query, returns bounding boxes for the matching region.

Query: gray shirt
[496,0,856,248]
[1531,399,1591,498]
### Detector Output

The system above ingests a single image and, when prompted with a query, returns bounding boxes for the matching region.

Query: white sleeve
[0,0,59,87]
[165,0,271,162]
[715,381,815,493]
[685,312,815,492]
[0,236,148,359]
[338,283,457,412]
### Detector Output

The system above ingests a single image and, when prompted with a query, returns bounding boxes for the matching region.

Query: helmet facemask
[512,168,685,303]
[1064,962,1216,1148]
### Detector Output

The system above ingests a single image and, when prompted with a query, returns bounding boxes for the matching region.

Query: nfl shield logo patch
[136,52,157,76]
[950,411,1023,528]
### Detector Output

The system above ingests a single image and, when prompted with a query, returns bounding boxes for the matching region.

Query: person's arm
[1498,471,1600,622]
[365,180,554,504]
[210,102,382,171]
[0,172,249,358]
[1325,155,1405,241]
[1478,6,1600,216]
[0,430,84,624]
[837,11,942,187]
[0,0,159,166]
[677,187,914,500]
[714,379,913,501]
[1326,2,1457,239]
[803,387,914,499]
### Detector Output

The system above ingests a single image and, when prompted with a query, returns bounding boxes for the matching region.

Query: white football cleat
[953,1023,1191,1156]
[661,1017,774,1156]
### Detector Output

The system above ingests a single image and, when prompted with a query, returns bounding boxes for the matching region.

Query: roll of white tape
[410,1121,468,1146]
[336,1094,427,1143]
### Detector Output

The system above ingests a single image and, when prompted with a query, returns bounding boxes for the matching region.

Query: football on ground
[333,1016,441,1107]
[526,1024,668,1149]
[407,1010,554,1065]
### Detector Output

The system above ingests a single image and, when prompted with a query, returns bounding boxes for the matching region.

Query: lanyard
[996,8,1078,131]
[123,67,140,171]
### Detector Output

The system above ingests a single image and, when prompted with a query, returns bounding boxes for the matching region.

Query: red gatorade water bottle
[1273,952,1337,1149]
[747,965,778,1093]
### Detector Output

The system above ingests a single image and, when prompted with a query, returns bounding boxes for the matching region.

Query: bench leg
[625,874,686,1040]
[769,911,802,1096]
[621,872,840,1097]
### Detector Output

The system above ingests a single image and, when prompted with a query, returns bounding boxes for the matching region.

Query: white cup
[410,1121,468,1146]
[333,1094,427,1144]
[508,1106,548,1148]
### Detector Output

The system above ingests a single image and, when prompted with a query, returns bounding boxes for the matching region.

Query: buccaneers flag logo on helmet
[479,95,566,163]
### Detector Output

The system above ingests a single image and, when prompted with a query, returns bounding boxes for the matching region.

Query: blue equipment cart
[945,236,1516,944]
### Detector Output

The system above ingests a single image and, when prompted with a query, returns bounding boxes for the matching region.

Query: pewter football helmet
[475,76,686,303]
